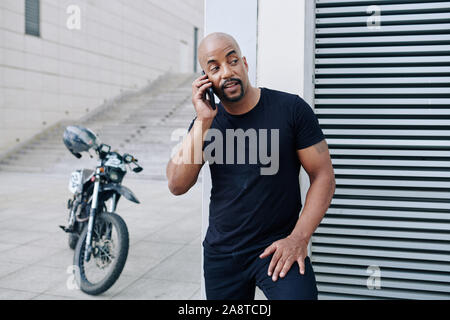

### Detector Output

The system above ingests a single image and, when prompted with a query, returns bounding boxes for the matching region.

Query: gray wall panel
[313,0,450,300]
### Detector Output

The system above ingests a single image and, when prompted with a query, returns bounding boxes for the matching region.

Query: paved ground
[0,171,203,300]
[0,72,267,300]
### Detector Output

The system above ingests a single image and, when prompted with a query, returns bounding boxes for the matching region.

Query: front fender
[102,184,140,204]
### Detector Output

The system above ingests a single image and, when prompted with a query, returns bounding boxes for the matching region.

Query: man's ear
[242,56,249,71]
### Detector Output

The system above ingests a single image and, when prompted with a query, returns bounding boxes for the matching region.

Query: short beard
[221,78,245,102]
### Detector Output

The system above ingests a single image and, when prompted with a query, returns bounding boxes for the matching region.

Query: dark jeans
[203,242,318,300]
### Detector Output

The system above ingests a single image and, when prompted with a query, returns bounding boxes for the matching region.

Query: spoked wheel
[73,212,129,295]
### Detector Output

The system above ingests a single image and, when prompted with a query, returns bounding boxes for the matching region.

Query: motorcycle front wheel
[68,233,79,250]
[73,212,129,295]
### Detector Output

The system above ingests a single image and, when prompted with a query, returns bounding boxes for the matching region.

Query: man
[166,32,335,300]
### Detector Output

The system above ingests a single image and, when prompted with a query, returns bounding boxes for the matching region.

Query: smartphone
[202,71,216,110]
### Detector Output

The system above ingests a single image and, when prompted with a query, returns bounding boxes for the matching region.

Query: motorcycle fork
[67,197,80,229]
[84,167,101,262]
[110,193,117,212]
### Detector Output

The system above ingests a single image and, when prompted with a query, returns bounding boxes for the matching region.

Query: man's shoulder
[262,87,308,110]
[263,87,298,98]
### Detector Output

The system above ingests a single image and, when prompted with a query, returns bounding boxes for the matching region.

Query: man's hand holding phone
[168,73,216,194]
[192,73,218,121]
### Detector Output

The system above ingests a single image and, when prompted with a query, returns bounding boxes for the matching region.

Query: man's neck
[222,86,261,115]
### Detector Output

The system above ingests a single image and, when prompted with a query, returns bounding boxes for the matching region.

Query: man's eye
[211,66,219,72]
[231,59,238,64]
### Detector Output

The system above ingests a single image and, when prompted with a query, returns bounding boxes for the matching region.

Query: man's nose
[221,64,233,79]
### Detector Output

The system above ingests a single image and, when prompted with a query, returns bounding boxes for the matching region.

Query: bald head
[198,32,242,70]
[197,32,252,104]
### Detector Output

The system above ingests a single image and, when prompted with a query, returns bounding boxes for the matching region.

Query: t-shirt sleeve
[187,116,197,132]
[186,116,209,152]
[293,96,325,150]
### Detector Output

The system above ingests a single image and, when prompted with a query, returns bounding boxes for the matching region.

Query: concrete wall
[257,0,307,96]
[0,0,204,153]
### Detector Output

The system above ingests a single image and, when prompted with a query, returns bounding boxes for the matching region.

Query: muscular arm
[166,74,217,196]
[166,118,211,195]
[290,139,336,241]
[260,139,336,281]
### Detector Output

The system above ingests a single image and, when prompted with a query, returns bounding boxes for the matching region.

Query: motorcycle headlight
[107,167,125,183]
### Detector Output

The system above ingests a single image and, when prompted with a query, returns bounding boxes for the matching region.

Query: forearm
[290,173,336,242]
[167,118,213,195]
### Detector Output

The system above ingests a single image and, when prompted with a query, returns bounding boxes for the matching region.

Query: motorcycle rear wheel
[73,212,129,295]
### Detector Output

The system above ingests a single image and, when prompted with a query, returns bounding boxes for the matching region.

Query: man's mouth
[221,79,245,102]
[223,80,241,91]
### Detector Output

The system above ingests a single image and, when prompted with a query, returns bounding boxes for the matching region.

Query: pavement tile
[144,216,201,245]
[0,265,68,294]
[142,244,201,283]
[1,217,46,231]
[0,172,203,299]
[30,233,70,250]
[130,240,182,260]
[0,261,27,279]
[255,287,267,300]
[32,294,79,300]
[44,274,138,300]
[188,235,202,247]
[126,219,175,245]
[0,288,39,300]
[189,288,201,300]
[0,229,49,245]
[112,278,199,300]
[27,220,65,234]
[0,244,62,265]
[119,255,161,278]
[0,242,20,253]
[34,248,74,269]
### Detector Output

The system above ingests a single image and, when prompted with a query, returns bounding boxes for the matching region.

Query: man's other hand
[259,235,309,282]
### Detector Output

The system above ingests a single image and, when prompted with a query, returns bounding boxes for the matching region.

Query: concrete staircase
[0,73,198,180]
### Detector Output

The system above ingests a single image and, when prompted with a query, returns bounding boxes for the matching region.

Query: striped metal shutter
[312,0,450,299]
[25,0,40,37]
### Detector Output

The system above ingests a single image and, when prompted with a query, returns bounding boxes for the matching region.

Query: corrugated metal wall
[312,0,450,299]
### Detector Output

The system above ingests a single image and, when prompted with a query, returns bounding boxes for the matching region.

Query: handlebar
[97,144,143,173]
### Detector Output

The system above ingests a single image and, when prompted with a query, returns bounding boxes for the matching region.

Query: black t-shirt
[188,87,325,253]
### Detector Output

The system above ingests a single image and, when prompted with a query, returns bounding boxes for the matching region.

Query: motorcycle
[60,125,143,295]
